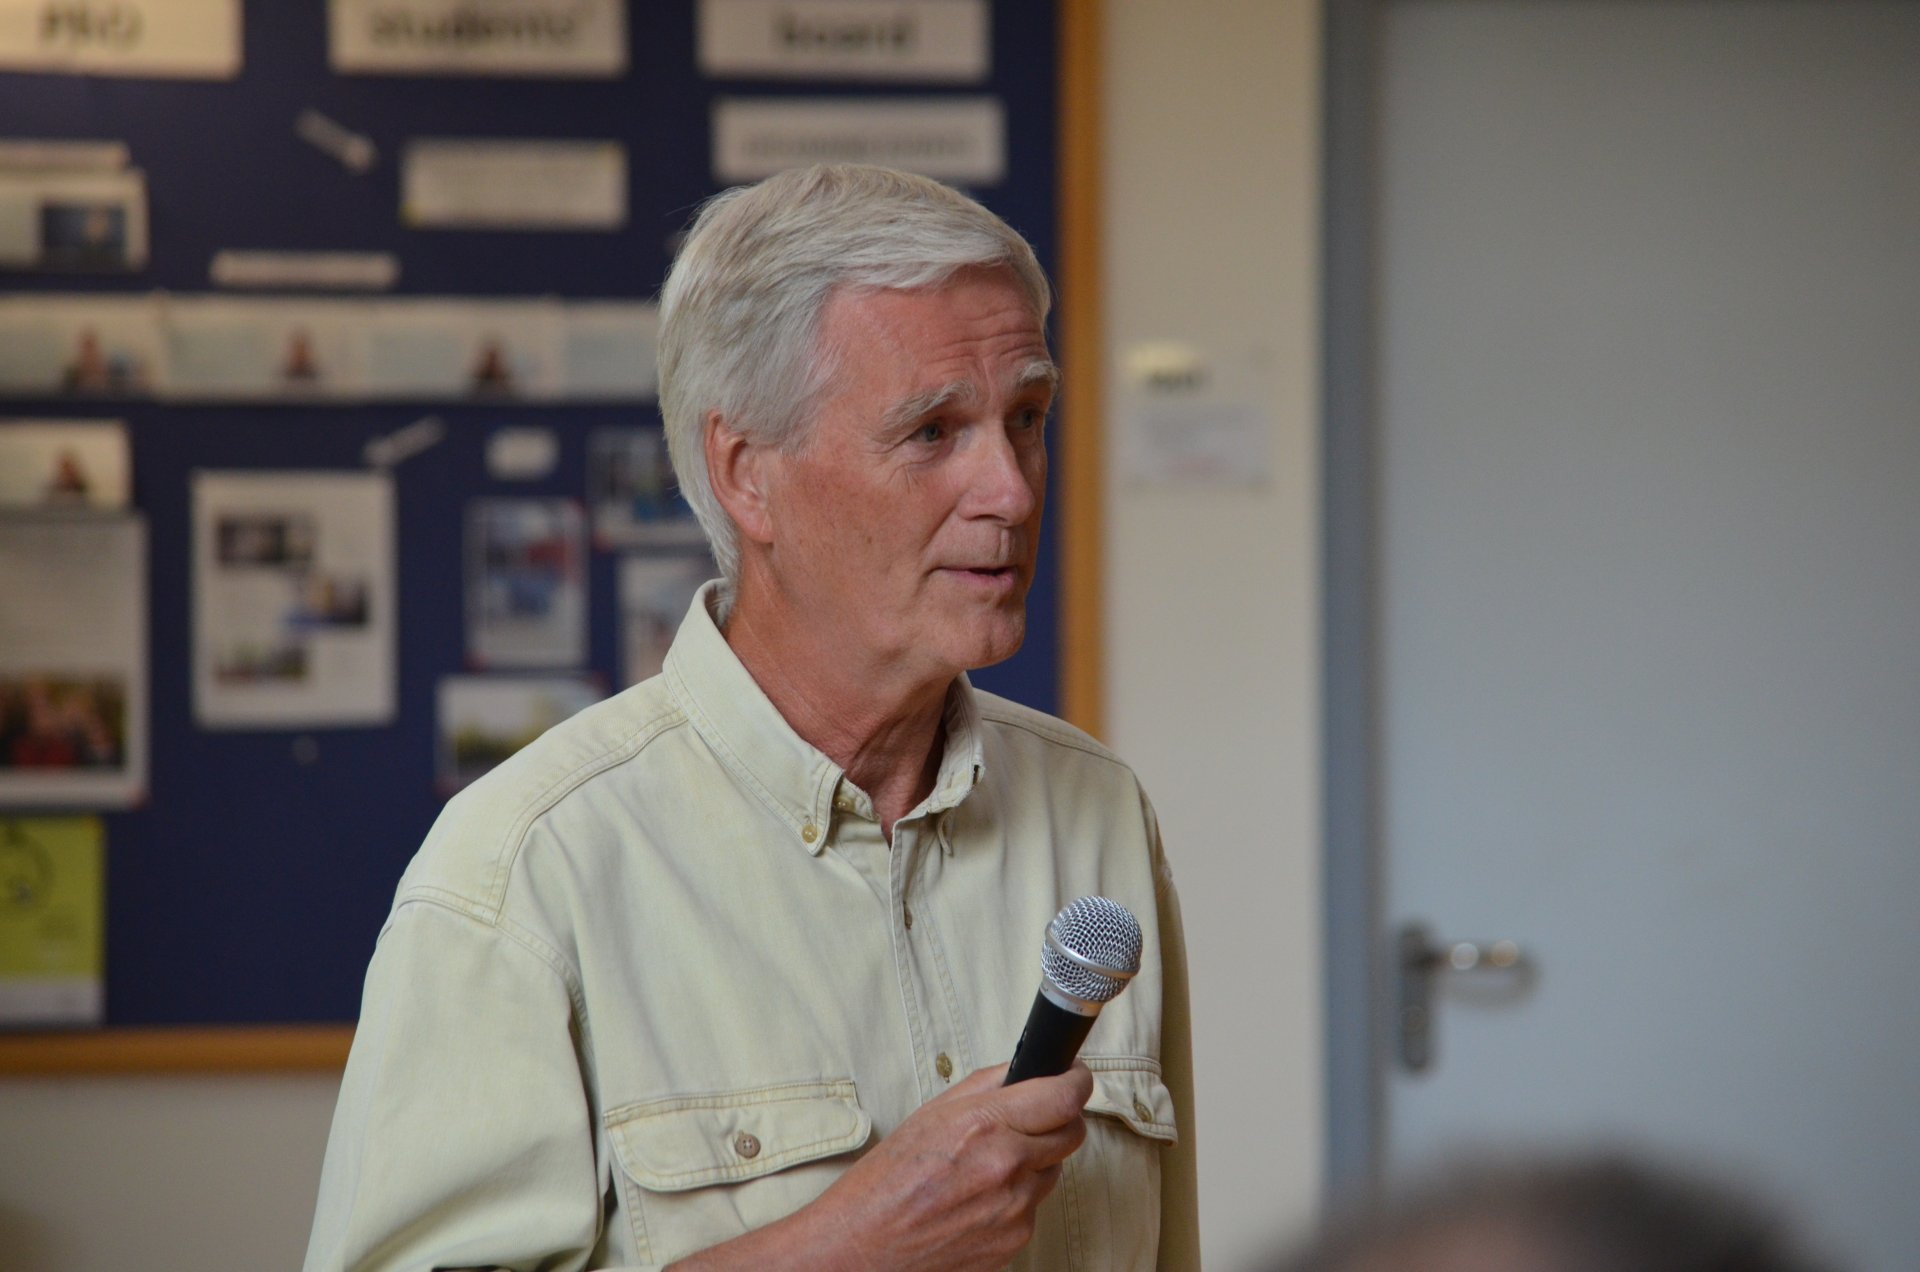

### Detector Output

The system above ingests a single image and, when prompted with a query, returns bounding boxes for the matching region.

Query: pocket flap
[606,1080,872,1192]
[1085,1062,1178,1144]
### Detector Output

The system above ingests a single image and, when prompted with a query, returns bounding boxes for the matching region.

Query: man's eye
[915,422,945,444]
[1014,406,1045,431]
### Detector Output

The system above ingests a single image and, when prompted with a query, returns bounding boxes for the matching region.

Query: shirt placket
[887,817,968,1101]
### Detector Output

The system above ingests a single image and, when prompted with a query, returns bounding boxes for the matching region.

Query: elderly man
[305,164,1198,1272]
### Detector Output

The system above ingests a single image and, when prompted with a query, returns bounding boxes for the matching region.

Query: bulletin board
[0,0,1100,1062]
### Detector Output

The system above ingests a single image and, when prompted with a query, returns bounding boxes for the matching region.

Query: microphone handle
[1004,986,1098,1085]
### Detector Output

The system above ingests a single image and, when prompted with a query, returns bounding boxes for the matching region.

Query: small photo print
[466,498,587,668]
[212,642,308,685]
[0,420,131,511]
[0,675,127,772]
[216,514,317,568]
[588,427,706,549]
[619,554,713,687]
[38,202,130,271]
[287,573,370,628]
[436,675,603,793]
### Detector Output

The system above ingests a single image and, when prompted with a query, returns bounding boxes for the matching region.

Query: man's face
[757,268,1054,685]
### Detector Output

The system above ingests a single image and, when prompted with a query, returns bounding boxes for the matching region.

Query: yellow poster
[0,816,104,1026]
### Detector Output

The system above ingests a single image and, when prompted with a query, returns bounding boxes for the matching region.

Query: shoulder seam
[975,702,1132,771]
[390,890,590,1033]
[474,702,690,918]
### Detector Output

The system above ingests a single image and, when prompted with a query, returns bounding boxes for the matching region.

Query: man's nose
[963,423,1041,523]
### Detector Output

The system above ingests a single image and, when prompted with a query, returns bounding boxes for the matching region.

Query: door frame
[1321,0,1388,1200]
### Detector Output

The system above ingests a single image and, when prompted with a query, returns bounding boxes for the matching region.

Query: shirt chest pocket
[1057,1063,1178,1271]
[605,1079,873,1266]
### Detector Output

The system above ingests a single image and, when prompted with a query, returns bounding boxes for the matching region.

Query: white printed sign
[0,0,241,79]
[699,0,988,82]
[330,0,626,77]
[713,96,1004,183]
[402,139,627,230]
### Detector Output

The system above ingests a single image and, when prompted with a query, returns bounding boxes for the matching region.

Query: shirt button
[903,904,914,930]
[800,822,818,844]
[733,1131,760,1159]
[1133,1098,1153,1122]
[834,792,855,812]
[935,1052,953,1081]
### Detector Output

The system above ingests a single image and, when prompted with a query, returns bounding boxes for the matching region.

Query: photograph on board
[434,675,604,794]
[0,420,131,512]
[587,427,707,549]
[465,498,587,669]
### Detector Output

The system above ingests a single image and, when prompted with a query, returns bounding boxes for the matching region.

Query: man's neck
[721,585,951,840]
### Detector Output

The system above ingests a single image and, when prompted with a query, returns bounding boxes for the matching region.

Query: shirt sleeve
[1148,803,1203,1271]
[304,897,656,1272]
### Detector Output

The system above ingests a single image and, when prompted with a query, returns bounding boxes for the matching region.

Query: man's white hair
[657,164,1052,593]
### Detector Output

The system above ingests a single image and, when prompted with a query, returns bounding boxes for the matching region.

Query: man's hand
[670,1061,1094,1272]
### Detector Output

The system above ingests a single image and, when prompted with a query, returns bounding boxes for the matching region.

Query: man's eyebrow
[881,380,977,433]
[1011,359,1062,396]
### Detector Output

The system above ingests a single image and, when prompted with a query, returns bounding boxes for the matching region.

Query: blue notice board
[0,2,1060,1027]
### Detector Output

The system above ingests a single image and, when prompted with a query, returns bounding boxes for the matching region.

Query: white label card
[0,0,241,79]
[699,0,989,82]
[329,0,626,77]
[402,140,627,230]
[713,96,1004,183]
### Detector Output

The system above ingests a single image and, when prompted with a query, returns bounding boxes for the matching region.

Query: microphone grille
[1040,896,1143,1006]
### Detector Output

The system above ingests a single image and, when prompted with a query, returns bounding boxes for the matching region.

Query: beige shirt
[306,586,1200,1271]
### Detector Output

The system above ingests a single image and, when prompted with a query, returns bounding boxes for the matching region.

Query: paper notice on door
[698,0,989,82]
[713,97,1004,183]
[0,817,104,1027]
[0,0,242,79]
[402,139,627,230]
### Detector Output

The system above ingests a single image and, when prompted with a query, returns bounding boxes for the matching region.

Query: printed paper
[193,472,396,728]
[0,169,148,272]
[0,817,104,1027]
[619,555,713,687]
[699,0,989,82]
[563,302,657,400]
[465,498,586,668]
[0,294,163,397]
[402,139,626,230]
[330,0,626,77]
[0,420,129,511]
[362,298,562,400]
[0,0,241,79]
[588,427,706,550]
[713,96,1004,183]
[0,516,147,808]
[435,674,602,792]
[164,297,367,400]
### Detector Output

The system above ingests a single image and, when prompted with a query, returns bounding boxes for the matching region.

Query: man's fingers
[984,1063,1094,1136]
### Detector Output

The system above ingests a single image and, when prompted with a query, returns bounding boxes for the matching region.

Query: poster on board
[192,471,396,728]
[0,516,147,808]
[0,817,104,1027]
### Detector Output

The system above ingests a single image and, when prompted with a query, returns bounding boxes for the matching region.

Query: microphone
[1005,896,1142,1085]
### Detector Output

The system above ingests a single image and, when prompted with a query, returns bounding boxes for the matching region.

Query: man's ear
[704,411,776,546]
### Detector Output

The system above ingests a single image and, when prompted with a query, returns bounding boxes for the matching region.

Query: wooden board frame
[0,0,1106,1075]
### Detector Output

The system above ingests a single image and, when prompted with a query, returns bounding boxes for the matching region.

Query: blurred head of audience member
[1270,1154,1833,1272]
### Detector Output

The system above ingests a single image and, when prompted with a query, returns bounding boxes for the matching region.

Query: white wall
[0,1074,340,1269]
[1103,2,1325,1268]
[0,5,1327,1267]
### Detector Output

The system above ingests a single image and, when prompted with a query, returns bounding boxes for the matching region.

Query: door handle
[1396,921,1530,1073]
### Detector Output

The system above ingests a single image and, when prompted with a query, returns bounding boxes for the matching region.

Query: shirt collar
[663,581,985,856]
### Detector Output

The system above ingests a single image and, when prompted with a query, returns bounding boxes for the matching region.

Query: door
[1364,4,1920,1267]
